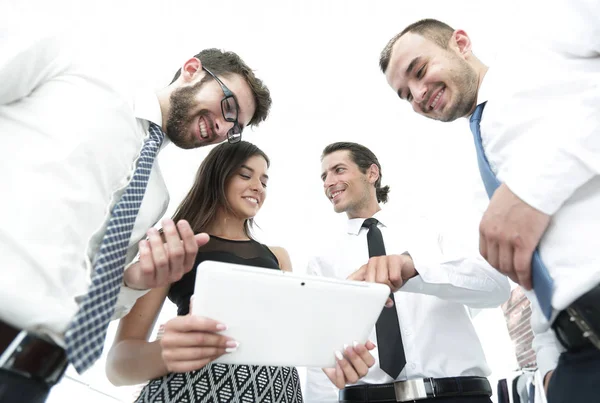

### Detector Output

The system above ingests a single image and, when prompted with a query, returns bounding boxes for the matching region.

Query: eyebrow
[241,164,269,180]
[397,56,422,100]
[320,163,345,180]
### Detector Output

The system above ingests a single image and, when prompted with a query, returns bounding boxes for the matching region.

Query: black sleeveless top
[168,235,280,316]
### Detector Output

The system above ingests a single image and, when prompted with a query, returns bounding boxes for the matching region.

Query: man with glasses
[0,30,271,402]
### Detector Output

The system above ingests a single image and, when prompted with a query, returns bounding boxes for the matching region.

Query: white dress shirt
[0,31,170,345]
[476,0,600,334]
[305,208,510,402]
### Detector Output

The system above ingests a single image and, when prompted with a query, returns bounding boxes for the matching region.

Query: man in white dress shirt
[305,141,510,402]
[379,3,600,401]
[0,30,271,402]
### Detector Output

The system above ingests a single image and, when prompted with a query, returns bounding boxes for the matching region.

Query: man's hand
[160,313,237,373]
[479,184,551,290]
[124,219,209,290]
[323,341,376,389]
[348,254,417,306]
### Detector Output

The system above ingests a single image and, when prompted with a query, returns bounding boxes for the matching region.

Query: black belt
[552,283,600,352]
[0,320,68,385]
[339,376,492,402]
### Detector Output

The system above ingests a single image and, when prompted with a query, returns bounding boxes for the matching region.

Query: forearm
[402,254,511,308]
[106,339,168,386]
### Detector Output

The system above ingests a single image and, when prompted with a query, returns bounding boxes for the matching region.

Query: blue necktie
[65,122,165,373]
[469,102,554,320]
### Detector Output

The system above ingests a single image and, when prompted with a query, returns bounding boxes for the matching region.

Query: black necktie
[362,218,406,379]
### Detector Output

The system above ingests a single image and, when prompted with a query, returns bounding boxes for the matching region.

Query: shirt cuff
[111,259,149,320]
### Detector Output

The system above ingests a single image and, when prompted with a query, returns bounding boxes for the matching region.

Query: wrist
[402,251,418,278]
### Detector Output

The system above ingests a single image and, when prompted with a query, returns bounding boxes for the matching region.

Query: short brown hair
[171,48,272,127]
[321,142,390,204]
[379,19,455,73]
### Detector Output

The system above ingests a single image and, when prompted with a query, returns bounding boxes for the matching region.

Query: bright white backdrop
[2,1,522,401]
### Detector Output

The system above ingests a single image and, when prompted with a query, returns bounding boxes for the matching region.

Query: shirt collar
[346,209,388,235]
[473,67,494,110]
[133,90,170,149]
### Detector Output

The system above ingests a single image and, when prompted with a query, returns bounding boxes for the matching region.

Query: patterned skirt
[135,363,303,403]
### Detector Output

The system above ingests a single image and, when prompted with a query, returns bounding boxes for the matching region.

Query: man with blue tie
[0,30,271,402]
[378,3,600,401]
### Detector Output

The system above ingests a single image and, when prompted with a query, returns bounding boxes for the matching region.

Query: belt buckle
[393,378,434,401]
[0,330,67,385]
[567,306,600,350]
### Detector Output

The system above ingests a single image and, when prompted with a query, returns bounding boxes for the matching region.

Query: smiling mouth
[243,196,259,205]
[329,189,344,202]
[198,116,210,139]
[428,87,445,111]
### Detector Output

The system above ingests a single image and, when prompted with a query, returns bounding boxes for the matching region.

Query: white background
[3,0,522,401]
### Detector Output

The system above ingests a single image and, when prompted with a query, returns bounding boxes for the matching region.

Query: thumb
[195,233,210,247]
[385,297,395,308]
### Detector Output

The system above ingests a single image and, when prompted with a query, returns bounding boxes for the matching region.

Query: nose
[409,81,427,108]
[250,177,263,193]
[214,117,234,139]
[323,173,335,190]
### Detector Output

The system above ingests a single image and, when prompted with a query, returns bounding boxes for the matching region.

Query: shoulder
[267,246,292,272]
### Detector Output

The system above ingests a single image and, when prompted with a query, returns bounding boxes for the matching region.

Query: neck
[205,209,249,240]
[466,58,489,117]
[346,199,381,220]
[155,86,174,133]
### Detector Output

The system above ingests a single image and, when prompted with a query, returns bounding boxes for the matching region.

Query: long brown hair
[171,141,270,239]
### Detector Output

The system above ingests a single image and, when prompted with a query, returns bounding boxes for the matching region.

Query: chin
[332,203,345,213]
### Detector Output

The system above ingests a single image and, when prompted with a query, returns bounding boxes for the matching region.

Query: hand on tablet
[160,314,238,373]
[347,254,417,306]
[125,219,209,290]
[323,340,376,388]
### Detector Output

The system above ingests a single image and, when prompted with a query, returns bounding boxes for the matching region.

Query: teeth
[431,88,444,109]
[244,197,259,204]
[199,118,208,138]
[330,190,343,199]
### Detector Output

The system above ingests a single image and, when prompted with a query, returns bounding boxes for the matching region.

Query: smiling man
[305,141,509,403]
[379,9,600,402]
[0,31,271,402]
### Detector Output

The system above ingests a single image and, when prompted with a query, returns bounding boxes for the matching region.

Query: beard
[166,78,215,149]
[436,55,479,122]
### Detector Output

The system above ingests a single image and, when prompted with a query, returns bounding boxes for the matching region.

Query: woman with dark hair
[105,141,303,402]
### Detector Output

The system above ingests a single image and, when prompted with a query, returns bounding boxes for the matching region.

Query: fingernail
[353,341,359,348]
[343,344,349,351]
[225,341,239,353]
[216,323,227,331]
[335,350,344,361]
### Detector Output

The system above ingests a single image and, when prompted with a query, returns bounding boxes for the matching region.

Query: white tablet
[192,260,389,368]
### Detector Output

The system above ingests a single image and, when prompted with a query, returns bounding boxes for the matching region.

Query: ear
[450,29,472,58]
[367,163,380,185]
[179,57,203,84]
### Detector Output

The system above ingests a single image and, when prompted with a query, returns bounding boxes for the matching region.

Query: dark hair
[172,141,270,239]
[380,18,455,73]
[321,142,390,203]
[170,48,272,127]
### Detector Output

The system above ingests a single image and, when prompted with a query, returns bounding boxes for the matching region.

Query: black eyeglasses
[202,66,243,144]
